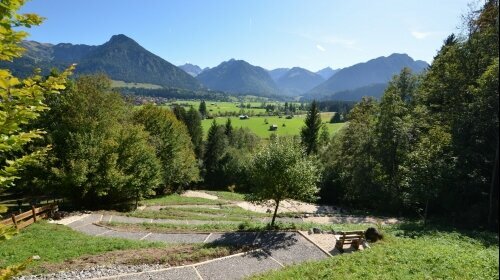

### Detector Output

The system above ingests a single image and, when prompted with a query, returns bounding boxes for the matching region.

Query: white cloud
[411,31,432,40]
[316,44,326,52]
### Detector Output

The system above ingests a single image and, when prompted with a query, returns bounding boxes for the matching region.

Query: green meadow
[202,113,344,138]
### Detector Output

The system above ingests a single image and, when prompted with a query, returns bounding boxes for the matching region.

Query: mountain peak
[107,34,137,45]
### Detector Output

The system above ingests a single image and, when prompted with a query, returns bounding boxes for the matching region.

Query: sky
[20,0,473,71]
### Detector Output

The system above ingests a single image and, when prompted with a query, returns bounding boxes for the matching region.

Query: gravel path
[34,214,330,280]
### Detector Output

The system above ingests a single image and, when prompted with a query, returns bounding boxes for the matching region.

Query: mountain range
[3,34,429,101]
[275,67,325,96]
[3,34,201,90]
[303,53,428,100]
[196,59,280,97]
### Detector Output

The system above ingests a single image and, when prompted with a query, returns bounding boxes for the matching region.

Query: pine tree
[199,100,207,119]
[301,100,322,155]
[225,118,233,141]
[203,120,228,187]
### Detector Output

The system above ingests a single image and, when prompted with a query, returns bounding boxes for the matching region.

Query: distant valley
[2,34,428,101]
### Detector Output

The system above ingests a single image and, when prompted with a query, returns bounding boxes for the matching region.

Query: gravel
[14,264,167,280]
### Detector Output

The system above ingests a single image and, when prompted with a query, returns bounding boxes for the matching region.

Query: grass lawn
[101,221,375,233]
[0,221,164,271]
[202,114,345,138]
[141,194,226,206]
[127,206,270,222]
[204,191,246,201]
[251,223,499,280]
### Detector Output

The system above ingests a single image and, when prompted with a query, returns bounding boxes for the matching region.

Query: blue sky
[20,0,471,71]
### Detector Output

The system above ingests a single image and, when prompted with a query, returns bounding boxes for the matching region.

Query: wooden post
[32,205,37,222]
[11,213,17,229]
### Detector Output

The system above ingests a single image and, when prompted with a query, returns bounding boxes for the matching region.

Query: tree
[246,137,320,227]
[185,107,204,158]
[301,100,322,155]
[0,5,73,188]
[203,120,228,187]
[375,68,417,210]
[403,126,455,224]
[173,105,203,158]
[134,104,199,193]
[225,118,233,140]
[330,112,342,123]
[44,75,162,207]
[321,97,380,207]
[0,2,72,277]
[319,125,330,148]
[199,100,207,119]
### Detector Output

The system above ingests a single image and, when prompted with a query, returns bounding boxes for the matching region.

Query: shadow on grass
[391,221,499,248]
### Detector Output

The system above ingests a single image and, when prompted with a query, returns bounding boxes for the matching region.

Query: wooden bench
[335,230,365,253]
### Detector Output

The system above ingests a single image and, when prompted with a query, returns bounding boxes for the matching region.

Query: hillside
[196,59,280,97]
[268,68,290,81]
[276,67,325,96]
[2,35,202,90]
[303,83,388,101]
[305,53,428,100]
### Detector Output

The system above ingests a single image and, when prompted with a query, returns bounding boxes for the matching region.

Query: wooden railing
[0,204,56,229]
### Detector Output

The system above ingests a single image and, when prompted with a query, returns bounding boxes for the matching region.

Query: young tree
[199,100,207,119]
[246,137,320,227]
[301,100,322,155]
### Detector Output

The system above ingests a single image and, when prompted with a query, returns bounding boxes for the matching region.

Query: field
[158,101,346,138]
[202,113,345,138]
[165,101,268,115]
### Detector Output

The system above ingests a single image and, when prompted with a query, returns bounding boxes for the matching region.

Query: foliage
[0,4,72,187]
[173,105,204,158]
[134,104,199,193]
[199,100,207,119]
[319,1,499,227]
[301,100,322,154]
[41,75,162,207]
[246,137,320,226]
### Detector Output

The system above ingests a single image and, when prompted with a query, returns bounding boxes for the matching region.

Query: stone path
[60,214,330,279]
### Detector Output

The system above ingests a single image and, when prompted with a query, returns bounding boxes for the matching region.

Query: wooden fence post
[11,213,17,229]
[32,205,37,222]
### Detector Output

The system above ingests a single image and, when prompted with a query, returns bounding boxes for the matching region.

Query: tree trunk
[488,147,499,230]
[135,190,139,211]
[423,198,429,226]
[270,200,280,228]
